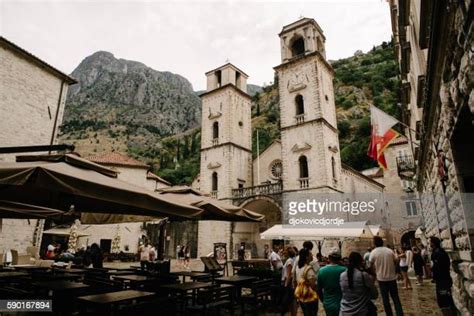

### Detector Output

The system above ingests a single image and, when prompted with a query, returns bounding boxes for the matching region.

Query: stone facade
[197,64,253,257]
[0,36,76,255]
[196,18,390,259]
[389,1,473,314]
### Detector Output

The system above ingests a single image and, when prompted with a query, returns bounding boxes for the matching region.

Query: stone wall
[0,44,69,162]
[0,40,72,256]
[0,219,39,255]
[197,221,231,258]
[418,2,474,314]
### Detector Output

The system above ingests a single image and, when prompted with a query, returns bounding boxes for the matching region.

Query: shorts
[436,284,455,309]
[400,266,408,273]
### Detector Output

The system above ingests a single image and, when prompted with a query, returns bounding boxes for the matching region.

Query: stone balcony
[231,181,283,200]
[295,114,305,124]
[299,177,309,188]
[396,155,416,180]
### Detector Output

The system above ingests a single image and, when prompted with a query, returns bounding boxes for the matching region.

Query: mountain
[60,51,201,159]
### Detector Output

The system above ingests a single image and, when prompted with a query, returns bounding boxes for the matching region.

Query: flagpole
[256,129,260,185]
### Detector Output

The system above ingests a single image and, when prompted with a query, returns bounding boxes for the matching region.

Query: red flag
[368,106,399,169]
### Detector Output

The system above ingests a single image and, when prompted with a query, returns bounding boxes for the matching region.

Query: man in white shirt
[369,236,404,316]
[139,242,151,270]
[269,246,283,271]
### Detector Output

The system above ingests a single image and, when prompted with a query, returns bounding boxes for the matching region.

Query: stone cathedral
[193,18,420,258]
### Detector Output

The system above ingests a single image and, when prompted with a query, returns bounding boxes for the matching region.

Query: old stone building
[389,0,473,314]
[0,36,76,255]
[195,18,410,259]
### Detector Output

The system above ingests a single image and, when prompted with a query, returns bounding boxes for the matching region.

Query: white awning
[43,227,90,237]
[260,221,374,240]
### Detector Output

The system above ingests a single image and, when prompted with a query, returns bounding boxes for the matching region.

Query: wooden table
[170,271,211,283]
[106,270,138,276]
[215,275,257,285]
[13,265,51,272]
[215,275,257,301]
[34,280,91,313]
[33,280,90,291]
[53,268,87,274]
[77,290,155,312]
[0,271,29,279]
[113,274,157,289]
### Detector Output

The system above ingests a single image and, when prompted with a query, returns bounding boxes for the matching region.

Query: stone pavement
[104,259,443,315]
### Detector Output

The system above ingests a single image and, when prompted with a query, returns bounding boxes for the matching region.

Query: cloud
[0,0,391,90]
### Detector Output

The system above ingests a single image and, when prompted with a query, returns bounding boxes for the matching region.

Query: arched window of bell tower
[213,121,219,139]
[290,36,305,58]
[215,70,222,88]
[212,172,218,192]
[295,95,305,115]
[299,155,309,178]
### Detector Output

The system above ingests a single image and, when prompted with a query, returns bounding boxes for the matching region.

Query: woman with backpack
[294,248,319,316]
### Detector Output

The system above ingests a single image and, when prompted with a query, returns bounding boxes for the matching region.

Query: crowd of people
[266,236,456,316]
[45,242,104,268]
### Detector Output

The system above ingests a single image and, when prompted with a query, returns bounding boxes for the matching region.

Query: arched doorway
[232,197,282,258]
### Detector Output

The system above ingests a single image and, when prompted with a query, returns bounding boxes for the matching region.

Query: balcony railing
[299,178,309,189]
[212,138,219,146]
[295,114,305,124]
[232,181,282,199]
[210,191,218,199]
[396,155,416,180]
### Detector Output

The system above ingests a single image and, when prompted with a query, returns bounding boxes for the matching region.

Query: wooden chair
[231,261,249,275]
[241,279,273,314]
[187,285,235,315]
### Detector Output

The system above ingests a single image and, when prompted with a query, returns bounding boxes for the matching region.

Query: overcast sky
[1,0,392,91]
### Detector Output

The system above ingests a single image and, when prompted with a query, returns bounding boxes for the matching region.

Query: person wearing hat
[316,247,346,316]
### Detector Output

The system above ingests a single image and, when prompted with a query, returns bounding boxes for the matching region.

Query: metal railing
[232,181,283,199]
[396,155,416,180]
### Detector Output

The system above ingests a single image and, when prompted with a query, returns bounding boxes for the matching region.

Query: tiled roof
[147,172,171,185]
[87,152,149,168]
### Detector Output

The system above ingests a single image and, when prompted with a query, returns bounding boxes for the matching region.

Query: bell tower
[199,63,253,200]
[275,18,342,193]
[197,63,253,257]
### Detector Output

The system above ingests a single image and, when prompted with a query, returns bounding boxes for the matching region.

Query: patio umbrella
[158,186,265,222]
[0,200,64,219]
[79,186,265,224]
[0,154,203,221]
[111,225,121,254]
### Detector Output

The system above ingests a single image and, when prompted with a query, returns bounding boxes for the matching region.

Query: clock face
[270,160,283,179]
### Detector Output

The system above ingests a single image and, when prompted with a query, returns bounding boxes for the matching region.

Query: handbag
[294,265,318,303]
